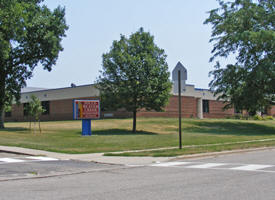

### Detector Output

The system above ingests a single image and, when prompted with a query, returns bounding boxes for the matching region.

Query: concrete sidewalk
[0,145,172,165]
[1,145,274,166]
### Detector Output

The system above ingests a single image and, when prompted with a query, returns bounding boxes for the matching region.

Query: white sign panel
[172,62,187,94]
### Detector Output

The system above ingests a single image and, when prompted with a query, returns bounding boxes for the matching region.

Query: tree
[97,28,172,132]
[27,95,45,133]
[0,0,68,128]
[204,0,275,114]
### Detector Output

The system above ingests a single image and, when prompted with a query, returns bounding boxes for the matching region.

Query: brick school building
[4,83,275,122]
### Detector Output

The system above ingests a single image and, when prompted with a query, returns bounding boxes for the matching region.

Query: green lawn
[0,118,274,155]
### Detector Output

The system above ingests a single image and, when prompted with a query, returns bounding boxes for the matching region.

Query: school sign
[73,100,100,135]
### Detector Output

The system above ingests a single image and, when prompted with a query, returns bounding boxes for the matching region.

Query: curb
[0,165,133,182]
[0,149,33,156]
[1,145,275,165]
[169,146,275,161]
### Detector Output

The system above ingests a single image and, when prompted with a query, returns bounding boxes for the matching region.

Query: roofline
[22,83,211,94]
[185,84,211,91]
[195,87,211,91]
[22,83,95,94]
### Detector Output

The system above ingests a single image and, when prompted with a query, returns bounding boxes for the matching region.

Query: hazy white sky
[26,0,234,89]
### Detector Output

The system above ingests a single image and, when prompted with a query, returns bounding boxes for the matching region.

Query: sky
[26,0,233,90]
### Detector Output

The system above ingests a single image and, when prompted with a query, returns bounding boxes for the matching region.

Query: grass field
[0,118,274,155]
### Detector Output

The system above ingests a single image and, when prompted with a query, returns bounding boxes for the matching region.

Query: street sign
[172,62,187,81]
[172,62,187,94]
[172,61,187,149]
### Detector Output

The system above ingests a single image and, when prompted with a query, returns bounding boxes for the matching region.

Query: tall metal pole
[178,70,182,149]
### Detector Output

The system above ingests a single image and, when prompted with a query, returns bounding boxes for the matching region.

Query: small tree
[97,28,172,132]
[28,95,45,134]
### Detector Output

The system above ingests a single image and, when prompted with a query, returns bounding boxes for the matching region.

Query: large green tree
[205,0,275,114]
[0,0,68,128]
[97,28,172,132]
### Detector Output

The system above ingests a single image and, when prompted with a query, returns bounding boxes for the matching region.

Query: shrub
[263,116,274,120]
[234,114,242,119]
[241,115,249,120]
[253,115,263,120]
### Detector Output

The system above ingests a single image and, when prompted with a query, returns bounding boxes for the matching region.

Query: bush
[253,115,263,120]
[241,115,249,120]
[234,114,242,119]
[263,116,274,120]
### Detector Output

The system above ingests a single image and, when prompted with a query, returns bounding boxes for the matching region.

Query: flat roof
[22,84,95,94]
[21,87,49,93]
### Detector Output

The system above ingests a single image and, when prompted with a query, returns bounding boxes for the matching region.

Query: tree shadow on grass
[0,127,29,132]
[185,121,275,136]
[77,129,157,136]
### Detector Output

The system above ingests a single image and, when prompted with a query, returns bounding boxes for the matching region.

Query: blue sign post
[82,119,92,136]
[73,100,100,136]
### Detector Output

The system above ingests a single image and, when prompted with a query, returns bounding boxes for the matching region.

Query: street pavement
[0,148,275,199]
[0,152,126,181]
[0,145,172,165]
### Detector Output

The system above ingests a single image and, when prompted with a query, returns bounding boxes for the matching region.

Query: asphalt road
[1,149,275,200]
[0,152,123,180]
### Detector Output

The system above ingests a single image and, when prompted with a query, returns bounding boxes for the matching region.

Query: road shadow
[77,129,157,136]
[185,121,275,136]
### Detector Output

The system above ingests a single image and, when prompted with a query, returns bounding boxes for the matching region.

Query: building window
[234,107,242,114]
[203,100,209,113]
[42,101,50,115]
[5,111,11,117]
[23,103,29,116]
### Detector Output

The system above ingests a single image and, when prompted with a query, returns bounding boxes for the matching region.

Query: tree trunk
[132,110,137,133]
[0,73,5,129]
[29,115,32,131]
[0,107,4,129]
[33,121,36,135]
[39,119,41,134]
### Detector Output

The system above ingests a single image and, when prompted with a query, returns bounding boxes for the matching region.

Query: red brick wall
[203,100,234,118]
[102,110,132,118]
[6,104,24,121]
[6,97,99,122]
[46,97,102,121]
[45,98,74,121]
[268,105,275,116]
[8,95,273,121]
[137,96,197,118]
[138,96,235,119]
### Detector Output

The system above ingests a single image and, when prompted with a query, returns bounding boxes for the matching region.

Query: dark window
[42,101,50,115]
[23,103,29,116]
[234,107,241,114]
[5,111,11,117]
[203,100,209,113]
